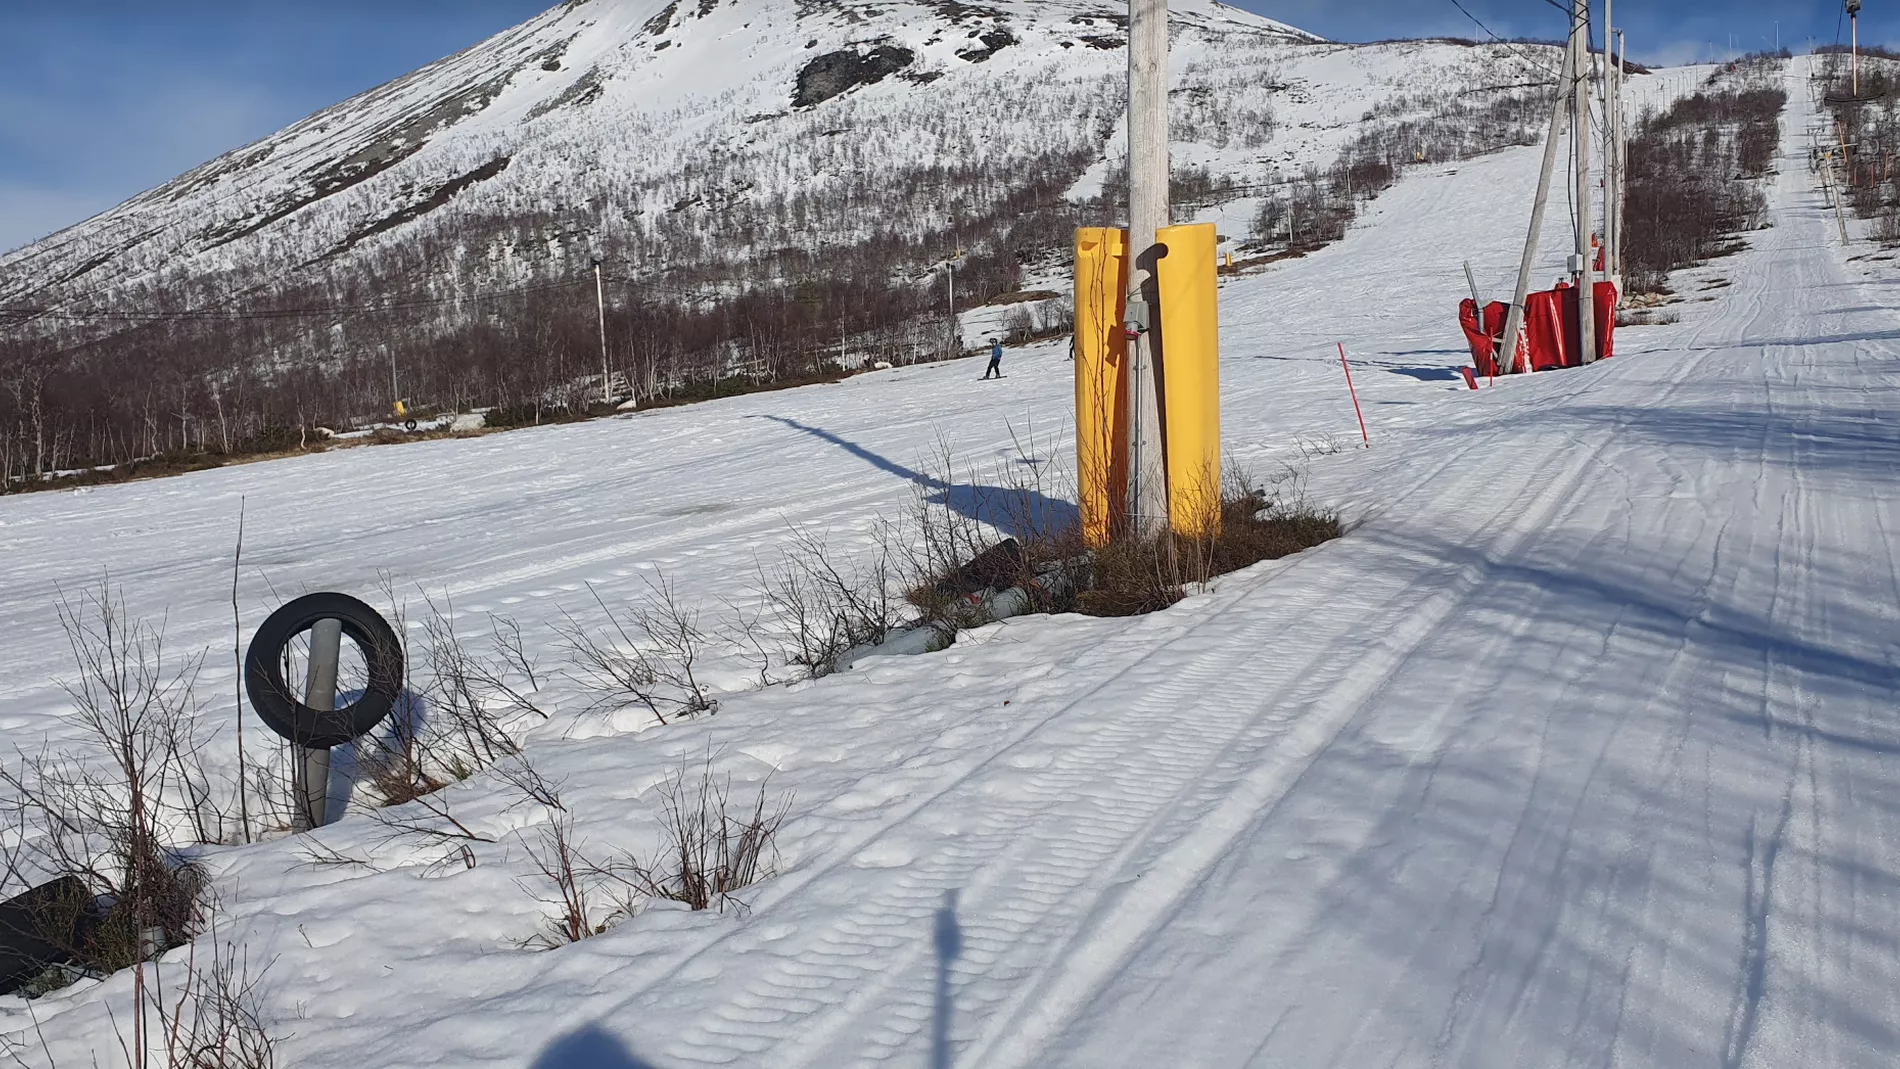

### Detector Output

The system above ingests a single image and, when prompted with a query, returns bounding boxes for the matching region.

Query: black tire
[404,419,418,432]
[244,593,404,748]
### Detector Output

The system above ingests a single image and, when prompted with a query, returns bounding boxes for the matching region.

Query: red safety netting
[1459,280,1618,376]
[1458,298,1514,377]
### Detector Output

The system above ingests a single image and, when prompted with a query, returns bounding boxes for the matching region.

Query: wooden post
[1573,0,1598,365]
[1500,44,1576,375]
[594,259,613,406]
[1125,0,1170,539]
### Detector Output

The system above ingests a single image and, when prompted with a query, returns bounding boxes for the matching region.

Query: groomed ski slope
[2,58,1898,1066]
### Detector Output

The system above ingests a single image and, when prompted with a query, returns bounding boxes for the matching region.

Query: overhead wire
[0,276,591,326]
[1443,0,1563,83]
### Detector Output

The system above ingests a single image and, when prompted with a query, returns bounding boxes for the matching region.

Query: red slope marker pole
[1337,342,1370,448]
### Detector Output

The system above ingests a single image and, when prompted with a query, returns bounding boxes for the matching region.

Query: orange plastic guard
[1155,222,1221,539]
[1073,227,1130,548]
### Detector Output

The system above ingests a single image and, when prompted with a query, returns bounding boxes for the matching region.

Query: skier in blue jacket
[983,338,1004,379]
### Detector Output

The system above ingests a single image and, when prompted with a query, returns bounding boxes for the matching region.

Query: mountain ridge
[0,0,1317,303]
[0,0,1565,485]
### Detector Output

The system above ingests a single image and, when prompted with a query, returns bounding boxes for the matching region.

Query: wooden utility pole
[593,259,613,406]
[1500,43,1577,375]
[1572,0,1598,365]
[1126,0,1169,537]
[944,256,959,357]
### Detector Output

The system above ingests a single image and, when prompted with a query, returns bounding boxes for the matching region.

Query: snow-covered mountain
[0,0,1564,480]
[0,0,1321,308]
[4,55,1895,1069]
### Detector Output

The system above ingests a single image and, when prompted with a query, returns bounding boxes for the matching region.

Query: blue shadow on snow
[756,416,1078,540]
[532,1024,658,1068]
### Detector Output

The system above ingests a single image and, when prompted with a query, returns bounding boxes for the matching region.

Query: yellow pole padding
[1073,227,1130,548]
[1155,222,1221,539]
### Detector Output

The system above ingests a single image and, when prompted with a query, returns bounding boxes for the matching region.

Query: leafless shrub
[1292,434,1347,460]
[752,527,901,678]
[897,448,1340,622]
[364,786,497,851]
[512,753,786,943]
[147,937,279,1069]
[474,615,548,712]
[622,762,789,914]
[0,585,216,983]
[0,928,280,1069]
[555,578,719,724]
[364,734,573,861]
[354,597,543,808]
[518,811,623,947]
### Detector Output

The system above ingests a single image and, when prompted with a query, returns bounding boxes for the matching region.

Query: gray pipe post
[1573,0,1598,365]
[292,618,342,831]
[1499,43,1576,375]
[1125,0,1170,538]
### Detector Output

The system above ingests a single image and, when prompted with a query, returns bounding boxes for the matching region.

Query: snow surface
[3,56,1899,1067]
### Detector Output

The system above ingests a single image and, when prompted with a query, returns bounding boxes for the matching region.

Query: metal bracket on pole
[291,618,342,832]
[1123,297,1150,340]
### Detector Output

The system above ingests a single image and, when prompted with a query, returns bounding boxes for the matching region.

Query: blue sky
[0,1,1882,253]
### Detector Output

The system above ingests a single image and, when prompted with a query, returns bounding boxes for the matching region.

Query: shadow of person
[532,1024,658,1069]
[932,889,963,1069]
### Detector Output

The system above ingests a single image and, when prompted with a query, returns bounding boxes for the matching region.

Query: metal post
[1499,43,1576,375]
[1601,0,1616,282]
[1463,260,1483,309]
[1613,29,1627,283]
[1125,0,1170,539]
[292,618,341,831]
[1573,0,1598,365]
[947,261,956,356]
[594,260,612,406]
